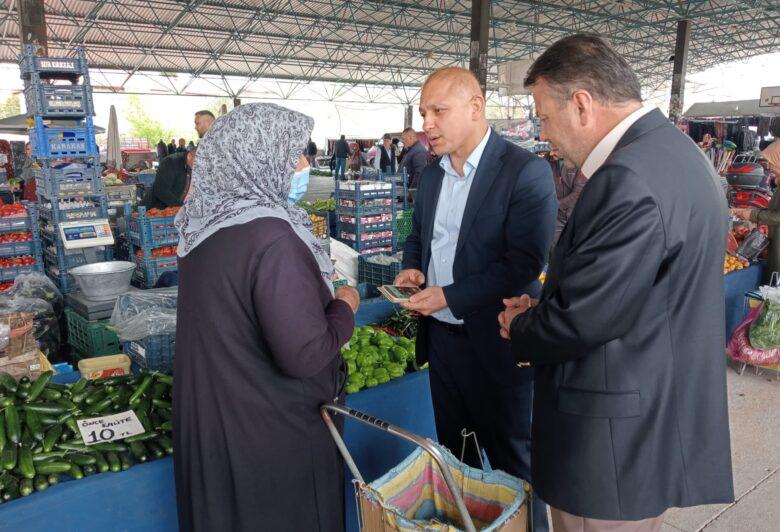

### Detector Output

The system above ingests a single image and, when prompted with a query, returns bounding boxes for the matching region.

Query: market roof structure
[0,0,777,99]
[684,99,780,119]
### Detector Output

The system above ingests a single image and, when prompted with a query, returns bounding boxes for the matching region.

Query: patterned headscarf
[175,103,333,292]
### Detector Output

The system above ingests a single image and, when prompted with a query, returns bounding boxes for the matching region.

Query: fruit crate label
[78,410,145,445]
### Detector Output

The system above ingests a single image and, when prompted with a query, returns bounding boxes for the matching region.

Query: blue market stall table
[724,263,763,342]
[0,370,435,532]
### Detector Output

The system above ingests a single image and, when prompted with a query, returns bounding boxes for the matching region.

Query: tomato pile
[0,232,33,243]
[131,207,180,219]
[135,246,177,259]
[0,256,37,268]
[0,281,13,292]
[0,204,28,218]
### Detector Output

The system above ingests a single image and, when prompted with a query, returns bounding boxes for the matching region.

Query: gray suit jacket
[510,109,734,520]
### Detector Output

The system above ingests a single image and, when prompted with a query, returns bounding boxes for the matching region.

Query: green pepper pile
[0,370,173,502]
[342,326,417,394]
[296,198,336,213]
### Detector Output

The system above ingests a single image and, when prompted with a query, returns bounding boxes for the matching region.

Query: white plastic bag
[330,238,359,287]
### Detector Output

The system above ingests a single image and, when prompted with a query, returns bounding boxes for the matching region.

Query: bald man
[396,67,557,531]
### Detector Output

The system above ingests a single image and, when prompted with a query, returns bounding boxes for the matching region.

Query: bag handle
[320,402,477,532]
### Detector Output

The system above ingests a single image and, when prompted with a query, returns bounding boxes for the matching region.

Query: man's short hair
[382,133,392,141]
[523,33,642,105]
[340,135,346,140]
[402,127,415,135]
[195,110,215,119]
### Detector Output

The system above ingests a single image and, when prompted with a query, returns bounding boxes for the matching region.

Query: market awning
[683,100,780,119]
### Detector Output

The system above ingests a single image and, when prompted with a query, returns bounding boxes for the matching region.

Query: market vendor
[733,140,780,279]
[141,149,194,210]
[173,102,359,532]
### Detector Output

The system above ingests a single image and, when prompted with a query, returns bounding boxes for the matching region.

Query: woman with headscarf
[173,103,360,532]
[733,140,780,279]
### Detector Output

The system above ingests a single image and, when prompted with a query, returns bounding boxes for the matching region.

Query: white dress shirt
[427,127,492,324]
[580,105,656,179]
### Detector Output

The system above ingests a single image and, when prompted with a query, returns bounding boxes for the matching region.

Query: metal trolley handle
[321,403,477,532]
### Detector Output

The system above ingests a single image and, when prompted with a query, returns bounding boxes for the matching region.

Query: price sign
[78,411,146,445]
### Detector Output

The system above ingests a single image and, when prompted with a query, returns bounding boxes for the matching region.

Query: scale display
[58,219,114,249]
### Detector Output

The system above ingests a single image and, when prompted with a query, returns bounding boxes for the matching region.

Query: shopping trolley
[321,403,530,532]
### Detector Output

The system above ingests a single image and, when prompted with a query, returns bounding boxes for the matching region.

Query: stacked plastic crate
[21,45,112,294]
[335,180,396,256]
[125,205,179,288]
[0,202,44,291]
[105,184,139,261]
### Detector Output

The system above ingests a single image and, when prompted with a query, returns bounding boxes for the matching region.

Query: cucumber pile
[0,370,173,502]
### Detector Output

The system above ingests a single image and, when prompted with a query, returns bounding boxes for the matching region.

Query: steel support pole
[16,0,47,52]
[469,0,490,97]
[404,105,413,129]
[669,19,691,124]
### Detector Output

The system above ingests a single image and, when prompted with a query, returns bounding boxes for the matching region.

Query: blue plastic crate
[0,239,41,258]
[0,215,32,232]
[335,180,395,202]
[337,217,394,234]
[34,164,103,199]
[125,172,156,187]
[133,254,178,288]
[29,117,97,159]
[19,45,89,80]
[338,234,395,253]
[24,83,94,118]
[126,206,179,249]
[38,197,108,224]
[45,266,77,294]
[124,334,175,373]
[0,263,42,282]
[44,244,112,271]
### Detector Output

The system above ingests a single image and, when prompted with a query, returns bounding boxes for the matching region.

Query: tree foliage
[0,94,21,119]
[124,94,175,144]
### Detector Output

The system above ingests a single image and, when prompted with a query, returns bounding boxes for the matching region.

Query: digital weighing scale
[58,219,115,250]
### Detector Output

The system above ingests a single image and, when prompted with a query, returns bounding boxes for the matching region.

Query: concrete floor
[660,363,779,532]
[308,172,780,531]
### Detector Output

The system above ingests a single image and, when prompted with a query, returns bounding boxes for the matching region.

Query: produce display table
[724,263,764,342]
[0,370,435,532]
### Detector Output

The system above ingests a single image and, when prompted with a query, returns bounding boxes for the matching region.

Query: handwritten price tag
[78,411,145,445]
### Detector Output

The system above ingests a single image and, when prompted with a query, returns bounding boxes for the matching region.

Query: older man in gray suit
[500,34,733,532]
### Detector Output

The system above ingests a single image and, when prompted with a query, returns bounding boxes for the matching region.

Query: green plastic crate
[395,209,414,246]
[65,307,121,357]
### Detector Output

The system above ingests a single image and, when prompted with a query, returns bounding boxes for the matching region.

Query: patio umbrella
[105,104,121,168]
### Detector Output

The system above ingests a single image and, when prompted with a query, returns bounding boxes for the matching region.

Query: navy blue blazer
[402,130,557,383]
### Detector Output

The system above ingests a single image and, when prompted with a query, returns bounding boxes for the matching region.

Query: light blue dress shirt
[427,127,492,324]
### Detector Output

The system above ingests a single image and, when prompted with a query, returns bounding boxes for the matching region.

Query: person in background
[348,144,365,172]
[399,127,429,189]
[733,140,780,280]
[374,133,397,174]
[306,137,319,168]
[157,139,168,160]
[333,134,350,180]
[168,138,177,156]
[142,150,195,210]
[391,137,401,164]
[396,67,556,532]
[187,141,196,151]
[177,138,187,153]
[547,146,586,245]
[19,142,36,201]
[194,110,215,138]
[502,33,733,532]
[173,102,359,532]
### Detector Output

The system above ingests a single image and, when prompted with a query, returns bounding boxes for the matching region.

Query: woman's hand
[335,286,360,314]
